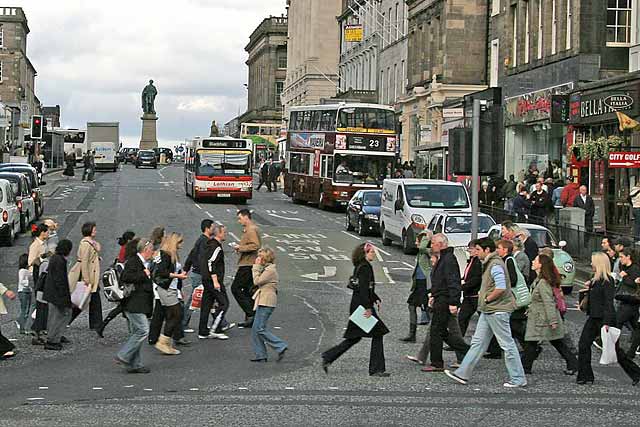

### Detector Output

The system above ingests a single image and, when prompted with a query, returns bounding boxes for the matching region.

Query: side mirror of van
[394,199,403,212]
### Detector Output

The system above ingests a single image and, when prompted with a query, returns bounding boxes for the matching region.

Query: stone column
[139,113,158,150]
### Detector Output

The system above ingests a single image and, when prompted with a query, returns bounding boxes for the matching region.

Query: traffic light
[31,115,43,140]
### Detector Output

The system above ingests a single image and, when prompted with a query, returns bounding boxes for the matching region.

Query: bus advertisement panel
[284,103,397,209]
[184,137,253,202]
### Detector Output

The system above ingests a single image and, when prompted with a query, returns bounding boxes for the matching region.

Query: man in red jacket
[560,176,580,207]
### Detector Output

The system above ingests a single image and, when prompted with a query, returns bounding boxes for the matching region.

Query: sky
[16,0,286,147]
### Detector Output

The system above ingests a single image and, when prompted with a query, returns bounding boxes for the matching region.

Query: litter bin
[160,153,166,164]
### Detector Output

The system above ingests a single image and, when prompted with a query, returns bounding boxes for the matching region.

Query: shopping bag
[190,285,204,310]
[599,326,621,365]
[70,281,91,310]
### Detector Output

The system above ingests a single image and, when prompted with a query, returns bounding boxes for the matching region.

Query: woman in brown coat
[250,247,287,362]
[68,222,103,332]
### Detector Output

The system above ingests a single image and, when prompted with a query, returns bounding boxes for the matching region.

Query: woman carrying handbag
[577,252,640,386]
[321,242,390,377]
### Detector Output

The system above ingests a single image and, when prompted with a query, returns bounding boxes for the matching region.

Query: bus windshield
[333,154,392,185]
[196,151,251,177]
[337,107,395,132]
[404,184,469,208]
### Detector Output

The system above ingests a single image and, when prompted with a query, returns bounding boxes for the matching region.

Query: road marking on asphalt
[372,247,384,262]
[238,387,249,390]
[8,338,17,342]
[273,326,281,329]
[329,387,339,390]
[341,231,361,240]
[189,388,199,391]
[392,267,413,271]
[308,327,317,330]
[195,203,202,210]
[376,247,392,256]
[27,397,44,401]
[38,387,48,390]
[402,262,414,268]
[144,388,153,391]
[65,210,89,213]
[382,267,395,284]
[268,213,304,222]
[300,266,337,281]
[124,385,135,388]
[285,387,295,390]
[92,387,103,390]
[229,232,240,242]
[205,211,214,218]
[216,220,223,225]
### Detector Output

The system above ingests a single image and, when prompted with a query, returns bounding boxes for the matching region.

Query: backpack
[507,257,531,309]
[102,263,126,302]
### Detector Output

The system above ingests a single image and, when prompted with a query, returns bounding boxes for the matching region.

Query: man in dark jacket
[423,234,469,372]
[256,159,271,192]
[269,160,279,192]
[43,239,73,351]
[458,240,482,336]
[529,182,551,225]
[116,238,155,374]
[198,224,230,340]
[182,219,215,333]
[573,185,595,232]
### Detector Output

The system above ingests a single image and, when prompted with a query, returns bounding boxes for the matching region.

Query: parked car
[380,179,471,254]
[0,179,21,246]
[0,164,44,218]
[119,148,139,164]
[426,212,496,248]
[135,150,158,169]
[345,190,382,236]
[487,223,576,293]
[0,172,36,233]
[153,147,173,163]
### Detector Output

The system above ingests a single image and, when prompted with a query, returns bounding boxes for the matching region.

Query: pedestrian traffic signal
[31,115,43,140]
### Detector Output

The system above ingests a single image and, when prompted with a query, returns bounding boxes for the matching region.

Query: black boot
[399,323,417,343]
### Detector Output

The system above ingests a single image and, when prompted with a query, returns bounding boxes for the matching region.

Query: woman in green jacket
[522,254,578,375]
[400,231,432,342]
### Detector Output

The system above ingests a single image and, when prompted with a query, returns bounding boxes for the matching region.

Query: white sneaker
[636,350,640,356]
[184,329,195,333]
[209,332,229,340]
[444,369,468,385]
[503,382,527,388]
[221,323,236,332]
[198,334,212,339]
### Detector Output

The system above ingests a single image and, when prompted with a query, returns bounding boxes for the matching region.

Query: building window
[511,6,517,68]
[551,0,557,54]
[380,70,385,103]
[387,66,392,104]
[400,59,405,96]
[381,12,386,47]
[0,28,3,48]
[492,0,500,16]
[524,1,530,64]
[490,39,499,87]
[278,51,287,69]
[607,0,633,46]
[537,0,543,59]
[566,0,572,50]
[388,7,393,44]
[0,61,3,81]
[395,2,400,39]
[393,63,398,101]
[275,81,284,107]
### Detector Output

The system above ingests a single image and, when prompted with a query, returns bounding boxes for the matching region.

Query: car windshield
[333,154,392,184]
[139,151,154,157]
[197,151,251,177]
[529,229,556,248]
[405,184,469,208]
[337,107,395,132]
[363,192,381,206]
[0,168,36,188]
[444,216,495,233]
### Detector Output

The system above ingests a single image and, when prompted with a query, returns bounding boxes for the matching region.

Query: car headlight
[411,214,426,225]
[562,262,574,273]
[364,214,379,220]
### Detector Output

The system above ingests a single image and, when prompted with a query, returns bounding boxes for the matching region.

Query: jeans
[231,266,256,318]
[429,304,470,368]
[251,306,287,359]
[46,304,72,344]
[18,291,35,331]
[454,312,527,386]
[578,317,640,383]
[634,208,640,242]
[117,312,149,369]
[183,271,202,330]
[522,338,578,373]
[322,335,385,375]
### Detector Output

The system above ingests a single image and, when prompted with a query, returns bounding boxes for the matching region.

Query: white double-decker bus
[184,137,253,203]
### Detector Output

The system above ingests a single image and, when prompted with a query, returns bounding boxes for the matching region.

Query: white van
[92,142,118,171]
[380,179,471,253]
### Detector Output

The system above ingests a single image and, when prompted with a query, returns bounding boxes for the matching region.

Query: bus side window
[310,111,321,131]
[326,156,333,179]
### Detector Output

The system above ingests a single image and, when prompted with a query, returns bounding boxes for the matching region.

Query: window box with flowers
[570,135,625,161]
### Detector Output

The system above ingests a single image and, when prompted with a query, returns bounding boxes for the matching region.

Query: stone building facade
[0,7,39,155]
[631,2,640,72]
[282,0,342,120]
[397,0,487,175]
[241,16,288,125]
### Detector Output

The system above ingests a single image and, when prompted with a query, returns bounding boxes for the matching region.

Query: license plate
[217,194,231,198]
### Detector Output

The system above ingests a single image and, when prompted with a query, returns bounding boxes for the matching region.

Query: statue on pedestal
[210,120,220,137]
[142,80,157,115]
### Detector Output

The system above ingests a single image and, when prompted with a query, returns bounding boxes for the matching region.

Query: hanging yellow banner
[345,24,363,42]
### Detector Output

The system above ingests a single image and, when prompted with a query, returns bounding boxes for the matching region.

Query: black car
[121,148,139,164]
[153,147,174,162]
[345,190,382,236]
[0,164,43,218]
[135,150,157,169]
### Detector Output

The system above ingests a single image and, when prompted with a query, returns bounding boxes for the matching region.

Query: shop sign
[504,84,573,126]
[290,132,325,149]
[345,24,363,42]
[443,108,464,119]
[608,151,640,168]
[569,87,639,124]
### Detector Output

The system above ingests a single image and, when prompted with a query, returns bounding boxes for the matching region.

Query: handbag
[600,326,621,365]
[70,281,91,310]
[508,257,531,309]
[347,265,362,291]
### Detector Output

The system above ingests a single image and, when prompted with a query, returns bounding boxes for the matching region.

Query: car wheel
[357,217,366,236]
[381,223,392,246]
[6,223,15,246]
[345,213,354,231]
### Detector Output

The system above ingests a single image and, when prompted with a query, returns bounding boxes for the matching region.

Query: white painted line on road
[195,203,203,210]
[65,210,89,213]
[8,338,17,342]
[238,387,249,390]
[402,262,414,268]
[124,385,135,388]
[273,326,281,329]
[341,231,361,240]
[285,387,295,390]
[329,387,339,390]
[382,267,395,284]
[308,327,317,330]
[189,388,200,391]
[38,387,48,390]
[373,247,384,262]
[216,221,223,226]
[92,387,103,390]
[27,397,44,401]
[392,267,413,271]
[268,213,304,222]
[144,388,153,392]
[205,211,214,218]
[229,232,240,242]
[376,247,393,256]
